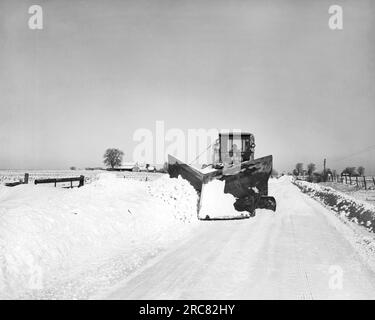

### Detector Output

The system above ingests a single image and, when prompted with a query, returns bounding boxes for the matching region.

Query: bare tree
[358,166,365,176]
[307,163,316,176]
[342,167,357,176]
[103,148,124,169]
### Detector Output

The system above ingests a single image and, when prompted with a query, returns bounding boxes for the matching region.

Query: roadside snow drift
[294,180,375,232]
[0,173,198,299]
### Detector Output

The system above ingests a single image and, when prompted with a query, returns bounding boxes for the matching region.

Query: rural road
[104,178,375,299]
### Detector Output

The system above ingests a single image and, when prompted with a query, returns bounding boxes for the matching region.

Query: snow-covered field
[0,170,100,186]
[0,170,162,184]
[0,173,198,299]
[0,170,163,186]
[320,182,375,205]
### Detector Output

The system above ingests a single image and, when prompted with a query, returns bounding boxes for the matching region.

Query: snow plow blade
[168,154,276,219]
[168,154,205,192]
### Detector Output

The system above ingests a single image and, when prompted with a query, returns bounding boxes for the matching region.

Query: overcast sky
[1,0,374,173]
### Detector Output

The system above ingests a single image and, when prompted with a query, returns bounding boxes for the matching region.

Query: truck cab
[213,132,256,166]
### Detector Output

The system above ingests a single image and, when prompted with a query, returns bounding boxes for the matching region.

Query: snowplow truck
[168,132,276,220]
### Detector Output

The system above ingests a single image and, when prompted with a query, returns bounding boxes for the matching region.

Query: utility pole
[323,158,327,181]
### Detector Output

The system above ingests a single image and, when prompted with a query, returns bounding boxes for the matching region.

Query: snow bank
[0,173,198,299]
[147,175,199,223]
[294,180,375,232]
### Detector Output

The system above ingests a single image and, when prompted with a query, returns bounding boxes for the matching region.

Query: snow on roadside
[294,180,375,232]
[0,173,199,299]
[147,175,198,223]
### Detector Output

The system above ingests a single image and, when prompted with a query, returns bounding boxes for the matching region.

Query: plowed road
[104,179,375,299]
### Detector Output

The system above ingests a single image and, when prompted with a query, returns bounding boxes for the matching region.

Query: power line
[330,144,375,163]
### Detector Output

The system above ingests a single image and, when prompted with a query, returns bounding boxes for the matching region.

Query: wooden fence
[5,173,29,187]
[327,174,375,190]
[5,173,85,188]
[34,175,85,188]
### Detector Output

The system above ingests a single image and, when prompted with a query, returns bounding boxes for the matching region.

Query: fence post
[356,176,358,187]
[349,175,352,185]
[363,176,367,190]
[24,173,29,184]
[345,175,347,184]
[373,177,375,188]
[79,175,84,187]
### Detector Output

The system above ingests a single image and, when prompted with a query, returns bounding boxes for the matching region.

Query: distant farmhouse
[109,162,156,172]
[111,162,139,172]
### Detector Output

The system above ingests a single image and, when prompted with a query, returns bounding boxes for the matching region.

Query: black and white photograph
[1,0,375,305]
